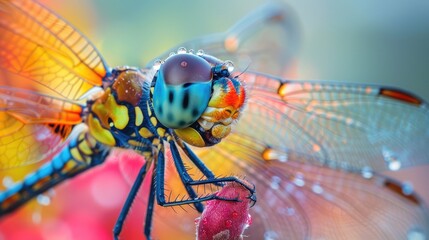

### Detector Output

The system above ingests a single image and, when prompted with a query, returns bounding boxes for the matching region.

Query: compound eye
[161,53,212,85]
[153,53,213,129]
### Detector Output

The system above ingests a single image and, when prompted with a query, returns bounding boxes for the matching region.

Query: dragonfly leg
[180,143,221,186]
[168,142,204,212]
[0,131,109,215]
[143,170,156,240]
[155,142,256,209]
[113,161,149,239]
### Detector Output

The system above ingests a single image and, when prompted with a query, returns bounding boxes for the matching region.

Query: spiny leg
[169,142,204,212]
[113,161,149,239]
[156,148,216,208]
[180,143,219,184]
[156,142,256,208]
[143,162,157,239]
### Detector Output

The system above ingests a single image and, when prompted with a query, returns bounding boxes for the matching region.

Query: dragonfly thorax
[85,68,167,153]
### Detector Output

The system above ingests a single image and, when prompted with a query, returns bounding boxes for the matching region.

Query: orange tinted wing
[0,0,108,100]
[0,86,82,168]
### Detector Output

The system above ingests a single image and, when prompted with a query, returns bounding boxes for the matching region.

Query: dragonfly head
[152,49,246,147]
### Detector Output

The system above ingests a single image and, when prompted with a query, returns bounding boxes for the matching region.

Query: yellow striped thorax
[85,68,170,153]
[152,49,247,147]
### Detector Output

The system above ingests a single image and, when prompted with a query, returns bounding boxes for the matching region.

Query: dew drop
[292,173,305,187]
[225,219,233,228]
[383,148,401,171]
[232,211,239,218]
[402,182,414,196]
[270,176,281,190]
[153,59,162,70]
[177,47,187,54]
[388,159,401,171]
[361,166,373,179]
[312,184,324,194]
[188,49,195,54]
[197,49,205,56]
[224,60,234,73]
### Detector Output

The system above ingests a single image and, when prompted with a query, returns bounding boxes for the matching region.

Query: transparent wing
[146,2,299,77]
[197,145,429,239]
[0,0,108,100]
[239,72,429,171]
[0,86,82,168]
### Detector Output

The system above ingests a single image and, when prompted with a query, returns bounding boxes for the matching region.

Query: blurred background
[1,0,429,239]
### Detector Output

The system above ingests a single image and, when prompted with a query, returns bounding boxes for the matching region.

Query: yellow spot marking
[70,148,84,162]
[88,114,116,146]
[150,117,157,126]
[63,159,78,172]
[135,107,143,126]
[152,138,160,146]
[157,128,166,137]
[139,128,153,138]
[78,141,92,156]
[92,91,129,130]
[174,128,205,147]
[128,140,146,148]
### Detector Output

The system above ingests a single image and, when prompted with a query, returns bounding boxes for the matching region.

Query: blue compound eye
[153,53,213,129]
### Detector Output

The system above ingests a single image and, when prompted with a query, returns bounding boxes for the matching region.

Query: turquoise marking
[153,71,211,129]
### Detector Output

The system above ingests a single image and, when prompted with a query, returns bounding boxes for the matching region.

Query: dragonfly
[1,0,429,239]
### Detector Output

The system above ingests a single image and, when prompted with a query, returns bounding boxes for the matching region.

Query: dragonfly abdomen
[0,129,109,215]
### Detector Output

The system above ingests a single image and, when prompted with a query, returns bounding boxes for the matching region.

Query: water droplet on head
[361,166,373,179]
[177,47,187,54]
[388,159,401,171]
[232,211,239,218]
[383,148,401,171]
[197,49,205,56]
[224,60,234,73]
[407,228,426,240]
[153,59,162,70]
[188,49,195,54]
